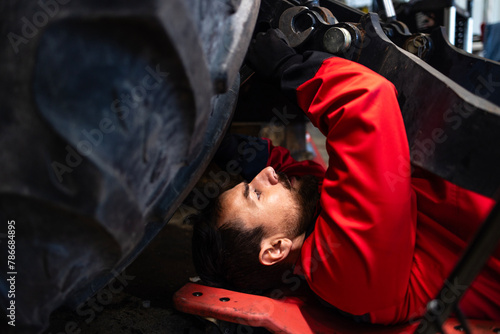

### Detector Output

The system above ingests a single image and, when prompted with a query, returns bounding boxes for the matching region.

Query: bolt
[323,27,351,55]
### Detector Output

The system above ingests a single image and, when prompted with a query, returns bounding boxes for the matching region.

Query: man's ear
[259,237,293,266]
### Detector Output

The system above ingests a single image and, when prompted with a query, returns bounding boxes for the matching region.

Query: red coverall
[263,56,500,324]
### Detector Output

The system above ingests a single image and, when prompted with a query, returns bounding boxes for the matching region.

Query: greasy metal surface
[323,27,352,54]
[278,5,338,48]
[426,27,500,107]
[0,0,258,332]
[174,283,500,334]
[279,6,315,47]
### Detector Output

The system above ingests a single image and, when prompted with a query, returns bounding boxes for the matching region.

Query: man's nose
[252,166,279,186]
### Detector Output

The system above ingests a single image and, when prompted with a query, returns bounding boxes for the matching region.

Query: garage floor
[42,123,327,334]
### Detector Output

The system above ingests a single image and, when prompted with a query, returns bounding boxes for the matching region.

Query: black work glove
[246,28,302,83]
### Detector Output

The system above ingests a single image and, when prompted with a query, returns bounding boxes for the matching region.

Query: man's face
[218,166,315,237]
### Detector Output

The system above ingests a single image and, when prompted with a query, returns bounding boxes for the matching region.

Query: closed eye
[254,189,261,200]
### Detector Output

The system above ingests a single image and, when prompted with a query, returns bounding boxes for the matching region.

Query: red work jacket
[265,57,500,324]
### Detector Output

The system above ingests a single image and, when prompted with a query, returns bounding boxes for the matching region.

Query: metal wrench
[278,5,337,47]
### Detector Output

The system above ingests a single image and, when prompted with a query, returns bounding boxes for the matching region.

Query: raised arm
[294,56,416,318]
[248,29,417,319]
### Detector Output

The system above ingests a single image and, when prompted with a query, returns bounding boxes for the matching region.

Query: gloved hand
[246,28,302,83]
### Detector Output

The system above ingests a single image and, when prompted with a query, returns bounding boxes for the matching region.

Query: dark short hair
[191,196,292,292]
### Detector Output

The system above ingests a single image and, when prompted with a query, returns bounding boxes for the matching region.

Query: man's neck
[288,232,306,265]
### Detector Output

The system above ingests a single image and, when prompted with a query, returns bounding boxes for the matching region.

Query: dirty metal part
[323,26,351,54]
[382,20,412,47]
[389,26,500,107]
[403,33,433,60]
[278,5,337,47]
[0,0,258,332]
[379,25,500,105]
[322,22,362,60]
[279,6,314,47]
[310,5,337,25]
[384,20,411,36]
[426,27,500,107]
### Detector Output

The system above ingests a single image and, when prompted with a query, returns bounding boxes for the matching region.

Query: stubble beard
[277,173,320,237]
